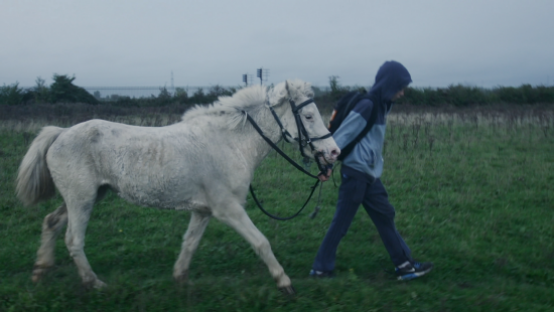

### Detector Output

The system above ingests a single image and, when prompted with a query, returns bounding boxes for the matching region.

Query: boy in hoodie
[311,61,433,281]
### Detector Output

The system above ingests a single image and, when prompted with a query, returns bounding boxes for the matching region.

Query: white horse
[16,80,340,294]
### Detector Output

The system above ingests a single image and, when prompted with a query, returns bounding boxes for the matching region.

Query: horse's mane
[180,80,313,130]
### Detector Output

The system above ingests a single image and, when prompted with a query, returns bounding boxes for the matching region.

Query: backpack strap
[337,95,378,161]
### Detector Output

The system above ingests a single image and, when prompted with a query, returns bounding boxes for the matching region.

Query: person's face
[391,88,405,101]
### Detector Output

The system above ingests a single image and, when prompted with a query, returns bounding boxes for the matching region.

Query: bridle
[267,98,333,173]
[244,97,332,176]
[241,96,332,220]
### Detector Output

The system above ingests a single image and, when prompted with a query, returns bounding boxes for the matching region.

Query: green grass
[1,109,553,311]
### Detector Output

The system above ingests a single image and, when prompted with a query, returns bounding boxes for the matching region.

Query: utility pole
[243,74,248,86]
[171,71,174,93]
[256,68,269,85]
[257,68,263,85]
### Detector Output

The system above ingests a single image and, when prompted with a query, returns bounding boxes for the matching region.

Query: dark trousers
[312,167,413,272]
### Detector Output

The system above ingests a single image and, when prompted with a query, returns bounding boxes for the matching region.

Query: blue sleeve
[333,99,373,150]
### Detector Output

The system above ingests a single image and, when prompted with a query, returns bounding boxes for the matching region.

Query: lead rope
[331,162,341,188]
[249,179,320,221]
[243,106,329,220]
[309,180,324,219]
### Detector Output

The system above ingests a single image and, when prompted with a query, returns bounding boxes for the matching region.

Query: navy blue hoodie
[333,61,412,180]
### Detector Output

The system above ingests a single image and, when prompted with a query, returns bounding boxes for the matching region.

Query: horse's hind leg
[173,211,211,283]
[64,197,105,288]
[32,203,68,282]
[212,203,294,294]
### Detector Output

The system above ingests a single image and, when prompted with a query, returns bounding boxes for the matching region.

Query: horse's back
[47,119,210,209]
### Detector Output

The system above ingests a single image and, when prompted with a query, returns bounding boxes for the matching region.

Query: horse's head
[269,80,340,166]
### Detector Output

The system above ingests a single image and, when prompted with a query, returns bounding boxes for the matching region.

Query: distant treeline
[0,74,237,107]
[398,84,554,106]
[322,76,554,107]
[2,74,554,107]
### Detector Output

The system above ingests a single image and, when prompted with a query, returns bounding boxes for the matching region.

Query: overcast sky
[2,0,553,89]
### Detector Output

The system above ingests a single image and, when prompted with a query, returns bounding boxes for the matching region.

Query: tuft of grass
[0,107,553,311]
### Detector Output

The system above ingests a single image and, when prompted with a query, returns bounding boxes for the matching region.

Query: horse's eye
[305,115,313,120]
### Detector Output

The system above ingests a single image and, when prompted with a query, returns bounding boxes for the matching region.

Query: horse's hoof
[31,273,42,283]
[278,285,296,296]
[32,264,49,283]
[83,279,107,289]
[174,271,189,284]
[93,279,107,289]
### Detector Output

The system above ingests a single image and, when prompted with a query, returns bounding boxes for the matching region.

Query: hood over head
[369,60,412,103]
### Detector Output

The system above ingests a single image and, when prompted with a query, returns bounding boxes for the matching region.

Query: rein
[243,112,318,179]
[249,181,320,221]
[242,97,331,220]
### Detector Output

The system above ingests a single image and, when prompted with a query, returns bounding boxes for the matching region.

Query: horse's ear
[271,80,291,107]
[285,80,291,98]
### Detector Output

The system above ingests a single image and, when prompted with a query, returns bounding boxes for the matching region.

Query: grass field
[1,106,553,311]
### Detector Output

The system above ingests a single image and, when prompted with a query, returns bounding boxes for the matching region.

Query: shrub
[0,82,24,105]
[174,87,188,103]
[189,88,208,104]
[49,74,98,105]
[33,77,50,103]
[156,86,173,106]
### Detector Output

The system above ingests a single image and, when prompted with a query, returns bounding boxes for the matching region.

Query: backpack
[327,91,378,161]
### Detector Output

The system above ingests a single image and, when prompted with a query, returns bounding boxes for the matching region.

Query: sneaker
[395,261,433,281]
[309,269,334,278]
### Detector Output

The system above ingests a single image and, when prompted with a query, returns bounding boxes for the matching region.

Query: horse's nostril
[331,149,340,156]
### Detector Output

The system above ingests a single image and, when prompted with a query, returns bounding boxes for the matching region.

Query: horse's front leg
[173,211,211,283]
[212,202,294,295]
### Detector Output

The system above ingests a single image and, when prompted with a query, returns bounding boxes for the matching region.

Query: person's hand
[317,168,332,182]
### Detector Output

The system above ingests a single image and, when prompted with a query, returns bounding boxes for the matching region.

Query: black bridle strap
[270,98,333,147]
[309,132,333,142]
[244,110,326,221]
[268,105,294,143]
[244,112,318,179]
[291,98,315,112]
[288,98,333,160]
[243,100,334,220]
[249,179,320,221]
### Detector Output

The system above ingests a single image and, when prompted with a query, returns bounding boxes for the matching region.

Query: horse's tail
[16,126,65,206]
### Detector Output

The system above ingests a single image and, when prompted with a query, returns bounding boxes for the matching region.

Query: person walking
[311,60,433,281]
